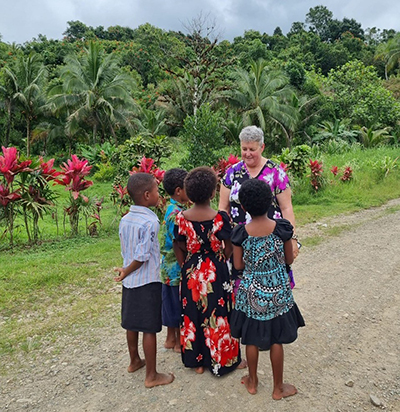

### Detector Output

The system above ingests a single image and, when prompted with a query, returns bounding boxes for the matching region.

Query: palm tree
[227,59,298,143]
[2,53,47,156]
[376,33,400,80]
[48,41,136,145]
[133,106,169,138]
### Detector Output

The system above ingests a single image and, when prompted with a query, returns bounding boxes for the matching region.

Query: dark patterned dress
[175,211,241,376]
[230,219,305,350]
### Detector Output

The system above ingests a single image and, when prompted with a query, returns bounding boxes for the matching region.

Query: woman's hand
[292,239,299,259]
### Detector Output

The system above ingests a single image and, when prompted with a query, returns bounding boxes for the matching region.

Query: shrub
[180,104,225,170]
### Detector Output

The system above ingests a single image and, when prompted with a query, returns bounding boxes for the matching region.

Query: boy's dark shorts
[121,282,162,333]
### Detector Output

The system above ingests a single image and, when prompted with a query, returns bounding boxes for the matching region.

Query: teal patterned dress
[230,219,305,350]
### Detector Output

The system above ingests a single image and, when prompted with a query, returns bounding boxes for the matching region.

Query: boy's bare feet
[272,383,297,400]
[241,375,258,395]
[127,359,146,373]
[145,372,174,388]
[173,343,181,353]
[195,366,204,374]
[164,339,175,349]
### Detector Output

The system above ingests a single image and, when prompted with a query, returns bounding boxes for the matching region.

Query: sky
[1,0,399,44]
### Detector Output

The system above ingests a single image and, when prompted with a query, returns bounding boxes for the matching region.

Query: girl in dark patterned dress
[230,179,304,397]
[174,167,242,376]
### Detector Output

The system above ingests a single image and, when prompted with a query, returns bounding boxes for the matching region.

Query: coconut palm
[376,33,400,80]
[227,59,298,143]
[133,106,169,138]
[48,41,136,145]
[2,53,47,156]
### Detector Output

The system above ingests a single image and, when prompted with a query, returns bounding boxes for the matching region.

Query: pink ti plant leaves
[0,146,32,184]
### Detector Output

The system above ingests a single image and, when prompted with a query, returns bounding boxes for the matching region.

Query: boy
[114,172,174,388]
[160,168,189,352]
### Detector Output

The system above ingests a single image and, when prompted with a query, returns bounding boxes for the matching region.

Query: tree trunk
[26,117,31,157]
[5,103,12,147]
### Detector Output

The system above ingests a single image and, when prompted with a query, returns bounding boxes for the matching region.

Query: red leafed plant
[54,155,94,236]
[0,146,32,246]
[340,166,353,182]
[308,159,324,191]
[212,154,240,180]
[330,165,353,182]
[112,156,166,217]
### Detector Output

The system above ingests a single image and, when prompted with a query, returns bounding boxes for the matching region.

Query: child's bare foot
[241,375,258,395]
[195,366,205,374]
[164,339,175,349]
[272,383,297,400]
[145,372,174,388]
[173,343,181,353]
[237,359,248,369]
[127,359,146,373]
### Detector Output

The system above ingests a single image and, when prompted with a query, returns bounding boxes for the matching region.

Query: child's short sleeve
[273,218,293,242]
[231,224,248,246]
[134,220,158,262]
[173,211,187,242]
[215,211,232,240]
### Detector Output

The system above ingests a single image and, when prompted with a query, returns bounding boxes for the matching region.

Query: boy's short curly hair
[239,179,272,217]
[163,168,188,196]
[184,166,217,204]
[127,172,155,204]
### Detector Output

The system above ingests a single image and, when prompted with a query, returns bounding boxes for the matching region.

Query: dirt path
[1,200,400,412]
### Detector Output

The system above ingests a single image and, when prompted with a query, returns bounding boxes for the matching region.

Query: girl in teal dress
[230,179,304,398]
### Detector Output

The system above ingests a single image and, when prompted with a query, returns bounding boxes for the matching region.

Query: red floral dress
[175,211,241,376]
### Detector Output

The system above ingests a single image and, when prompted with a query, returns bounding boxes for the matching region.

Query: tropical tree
[375,33,400,79]
[227,59,298,146]
[133,106,169,138]
[48,41,137,145]
[160,13,231,125]
[2,53,47,156]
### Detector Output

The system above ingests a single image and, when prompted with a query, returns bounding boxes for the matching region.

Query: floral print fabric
[160,199,187,286]
[175,211,241,376]
[222,160,290,225]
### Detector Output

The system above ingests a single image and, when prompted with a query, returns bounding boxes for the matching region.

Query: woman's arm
[218,185,231,215]
[284,239,294,265]
[232,244,244,270]
[276,188,299,258]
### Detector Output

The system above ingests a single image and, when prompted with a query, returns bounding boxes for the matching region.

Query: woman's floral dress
[222,159,290,225]
[221,159,296,288]
[175,211,241,376]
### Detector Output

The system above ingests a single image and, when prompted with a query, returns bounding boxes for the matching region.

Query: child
[114,172,174,388]
[160,168,189,353]
[230,179,305,398]
[174,166,242,376]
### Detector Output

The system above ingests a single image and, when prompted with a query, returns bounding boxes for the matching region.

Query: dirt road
[1,200,399,412]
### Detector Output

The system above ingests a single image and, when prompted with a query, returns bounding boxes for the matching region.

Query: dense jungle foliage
[0,5,399,160]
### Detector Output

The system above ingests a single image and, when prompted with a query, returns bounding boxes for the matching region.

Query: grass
[0,145,400,371]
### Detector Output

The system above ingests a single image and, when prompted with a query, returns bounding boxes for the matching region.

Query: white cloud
[0,0,399,44]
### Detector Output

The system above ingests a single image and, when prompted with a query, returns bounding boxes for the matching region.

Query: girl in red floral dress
[174,167,242,376]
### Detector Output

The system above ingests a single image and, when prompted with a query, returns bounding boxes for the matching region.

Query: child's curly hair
[239,179,272,217]
[163,168,188,196]
[184,166,217,204]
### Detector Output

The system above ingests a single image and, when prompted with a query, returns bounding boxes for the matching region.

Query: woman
[219,126,299,286]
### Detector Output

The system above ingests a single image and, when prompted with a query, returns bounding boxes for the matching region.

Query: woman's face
[241,140,265,168]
